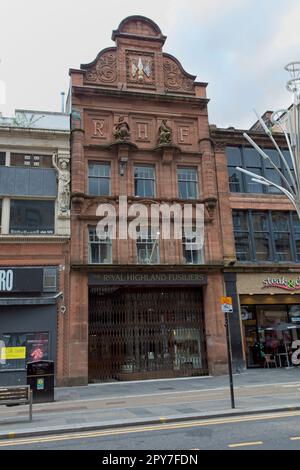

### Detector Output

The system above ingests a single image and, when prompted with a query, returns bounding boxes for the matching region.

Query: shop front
[237,272,300,368]
[88,271,209,382]
[0,267,59,386]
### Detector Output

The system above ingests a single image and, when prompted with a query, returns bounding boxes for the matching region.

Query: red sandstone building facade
[66,16,243,386]
[211,120,300,369]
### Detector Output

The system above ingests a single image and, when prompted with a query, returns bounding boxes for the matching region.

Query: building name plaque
[89,272,207,286]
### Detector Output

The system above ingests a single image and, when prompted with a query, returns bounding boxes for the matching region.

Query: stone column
[199,138,222,264]
[64,270,89,386]
[204,271,228,375]
[214,144,236,263]
[199,138,217,201]
[71,128,85,195]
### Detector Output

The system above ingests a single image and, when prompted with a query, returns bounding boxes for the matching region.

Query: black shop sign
[0,268,43,293]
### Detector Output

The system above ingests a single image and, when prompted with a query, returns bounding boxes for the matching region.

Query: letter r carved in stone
[93,119,105,138]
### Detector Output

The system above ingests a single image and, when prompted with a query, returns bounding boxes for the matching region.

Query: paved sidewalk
[0,368,299,439]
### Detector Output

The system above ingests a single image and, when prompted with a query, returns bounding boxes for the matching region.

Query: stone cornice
[0,235,69,243]
[72,85,208,107]
[83,143,202,156]
[224,264,300,273]
[210,126,288,147]
[71,263,224,273]
[71,194,208,205]
[0,127,70,138]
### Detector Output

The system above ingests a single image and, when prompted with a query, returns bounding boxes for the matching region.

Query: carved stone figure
[114,116,130,142]
[158,120,172,145]
[52,154,70,216]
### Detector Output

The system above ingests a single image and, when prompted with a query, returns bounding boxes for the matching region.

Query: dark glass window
[88,227,112,264]
[177,167,198,199]
[282,150,295,190]
[10,153,53,168]
[43,268,57,292]
[227,147,242,166]
[271,212,292,261]
[88,162,110,196]
[0,152,5,165]
[226,146,294,194]
[264,149,282,194]
[10,200,55,234]
[292,212,300,261]
[228,167,243,193]
[252,212,271,261]
[233,209,300,262]
[232,211,252,261]
[243,148,263,193]
[134,165,155,198]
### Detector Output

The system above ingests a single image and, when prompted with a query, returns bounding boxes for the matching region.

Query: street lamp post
[236,62,300,218]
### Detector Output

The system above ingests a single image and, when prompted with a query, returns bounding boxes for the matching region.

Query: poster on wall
[0,332,49,370]
[26,333,49,362]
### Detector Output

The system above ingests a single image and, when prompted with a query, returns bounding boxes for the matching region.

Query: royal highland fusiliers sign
[89,272,208,286]
[0,268,43,293]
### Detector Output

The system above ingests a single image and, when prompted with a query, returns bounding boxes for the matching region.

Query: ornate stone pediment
[112,15,165,42]
[82,48,117,87]
[163,54,196,95]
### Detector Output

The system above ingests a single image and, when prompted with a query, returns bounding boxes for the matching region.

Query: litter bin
[27,360,54,403]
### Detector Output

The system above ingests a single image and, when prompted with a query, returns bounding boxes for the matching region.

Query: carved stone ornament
[114,116,131,142]
[52,153,71,218]
[126,51,155,88]
[85,50,117,85]
[163,56,195,93]
[214,141,226,152]
[204,197,217,222]
[158,120,172,145]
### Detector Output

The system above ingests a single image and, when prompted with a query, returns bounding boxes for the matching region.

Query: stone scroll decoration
[83,48,118,86]
[163,54,196,94]
[52,153,71,218]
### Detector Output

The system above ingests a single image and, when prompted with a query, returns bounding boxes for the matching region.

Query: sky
[1,0,300,128]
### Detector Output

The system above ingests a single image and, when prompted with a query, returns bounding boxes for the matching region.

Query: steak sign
[263,276,300,291]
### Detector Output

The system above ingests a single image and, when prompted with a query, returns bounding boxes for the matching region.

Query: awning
[0,292,62,306]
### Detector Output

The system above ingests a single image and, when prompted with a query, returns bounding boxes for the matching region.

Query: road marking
[228,441,263,448]
[1,410,300,447]
[290,436,300,441]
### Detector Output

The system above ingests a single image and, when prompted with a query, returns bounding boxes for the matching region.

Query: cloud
[0,0,299,129]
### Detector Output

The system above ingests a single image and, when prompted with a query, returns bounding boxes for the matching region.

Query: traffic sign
[221,296,233,313]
